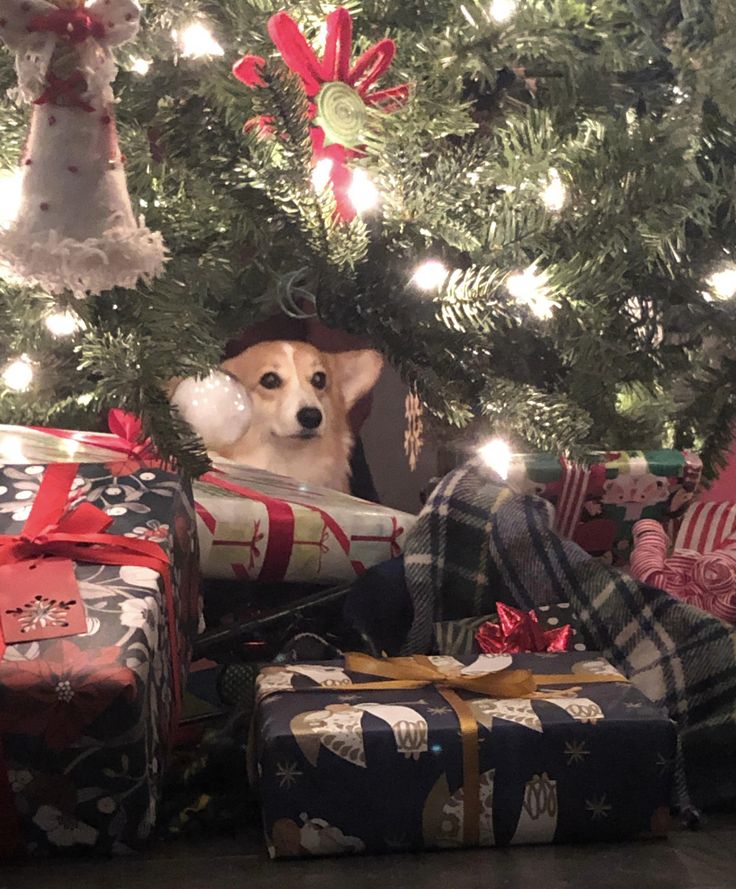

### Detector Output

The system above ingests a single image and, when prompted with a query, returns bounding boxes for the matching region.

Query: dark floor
[2,815,736,889]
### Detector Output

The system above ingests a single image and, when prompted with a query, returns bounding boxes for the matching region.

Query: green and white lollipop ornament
[315,81,367,148]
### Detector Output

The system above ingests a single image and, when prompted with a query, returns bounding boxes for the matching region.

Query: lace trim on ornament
[0,216,167,296]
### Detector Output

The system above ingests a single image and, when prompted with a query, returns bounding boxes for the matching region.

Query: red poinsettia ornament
[233,6,409,220]
[475,602,573,654]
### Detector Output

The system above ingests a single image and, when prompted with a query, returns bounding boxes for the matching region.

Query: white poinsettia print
[33,805,99,848]
[3,640,41,661]
[119,596,160,649]
[119,565,160,590]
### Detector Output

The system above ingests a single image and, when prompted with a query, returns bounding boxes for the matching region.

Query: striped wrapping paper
[631,510,736,624]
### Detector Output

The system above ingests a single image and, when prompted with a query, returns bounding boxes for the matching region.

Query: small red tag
[0,558,86,645]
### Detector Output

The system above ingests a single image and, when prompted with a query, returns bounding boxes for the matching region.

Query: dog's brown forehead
[223,341,327,386]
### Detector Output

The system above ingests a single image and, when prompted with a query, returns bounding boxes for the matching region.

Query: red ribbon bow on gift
[29,8,106,45]
[475,602,572,654]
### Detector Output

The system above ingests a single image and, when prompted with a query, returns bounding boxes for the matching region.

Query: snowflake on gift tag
[275,760,303,789]
[6,595,76,633]
[585,794,612,820]
[404,388,424,472]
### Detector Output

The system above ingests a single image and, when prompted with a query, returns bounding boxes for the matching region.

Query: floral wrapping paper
[0,424,418,585]
[507,449,702,565]
[0,461,200,856]
[253,652,676,858]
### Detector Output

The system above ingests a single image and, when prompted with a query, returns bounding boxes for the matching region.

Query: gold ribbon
[262,653,629,848]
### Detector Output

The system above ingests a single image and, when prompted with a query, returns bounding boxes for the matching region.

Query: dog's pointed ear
[334,349,384,407]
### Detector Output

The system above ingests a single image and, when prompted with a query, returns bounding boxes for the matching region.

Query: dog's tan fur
[217,341,383,492]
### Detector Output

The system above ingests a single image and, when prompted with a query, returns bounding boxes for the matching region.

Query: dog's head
[221,341,383,443]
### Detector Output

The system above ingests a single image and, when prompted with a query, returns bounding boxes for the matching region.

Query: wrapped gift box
[0,423,417,585]
[194,462,416,584]
[252,652,676,858]
[507,449,702,564]
[0,460,199,857]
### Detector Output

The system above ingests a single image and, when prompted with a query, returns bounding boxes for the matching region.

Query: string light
[478,437,512,480]
[707,266,736,300]
[45,308,84,338]
[2,356,34,392]
[311,158,333,194]
[347,169,380,214]
[130,57,151,76]
[489,0,517,23]
[506,265,555,319]
[0,169,23,229]
[541,168,567,212]
[176,22,224,58]
[412,260,449,291]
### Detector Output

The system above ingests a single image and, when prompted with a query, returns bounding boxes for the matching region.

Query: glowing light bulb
[489,0,517,23]
[130,57,151,76]
[479,438,512,480]
[2,356,33,392]
[412,260,449,291]
[541,168,567,212]
[0,169,23,229]
[176,22,224,58]
[506,265,555,319]
[45,308,84,337]
[347,169,380,214]
[708,266,736,300]
[311,158,334,194]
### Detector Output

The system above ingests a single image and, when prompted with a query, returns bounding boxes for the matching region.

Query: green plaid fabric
[405,459,736,809]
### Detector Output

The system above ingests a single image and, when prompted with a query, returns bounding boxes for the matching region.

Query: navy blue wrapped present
[253,651,676,857]
[0,460,200,857]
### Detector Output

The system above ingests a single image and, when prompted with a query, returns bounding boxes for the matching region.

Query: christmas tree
[0,0,734,476]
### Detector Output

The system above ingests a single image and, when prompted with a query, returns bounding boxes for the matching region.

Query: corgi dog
[217,340,383,492]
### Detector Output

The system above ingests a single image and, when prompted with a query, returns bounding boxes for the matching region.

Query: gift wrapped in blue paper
[253,651,676,857]
[0,460,199,857]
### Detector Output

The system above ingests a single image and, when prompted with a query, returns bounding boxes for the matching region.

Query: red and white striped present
[674,501,736,554]
[631,508,736,624]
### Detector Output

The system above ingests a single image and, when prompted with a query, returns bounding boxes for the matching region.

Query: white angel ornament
[0,0,165,295]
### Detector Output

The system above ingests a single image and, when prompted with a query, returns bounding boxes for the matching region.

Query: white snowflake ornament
[0,0,166,295]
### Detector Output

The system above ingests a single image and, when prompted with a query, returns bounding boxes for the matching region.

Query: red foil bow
[475,602,572,654]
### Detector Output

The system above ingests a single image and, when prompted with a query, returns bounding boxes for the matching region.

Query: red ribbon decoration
[29,8,106,45]
[475,602,572,654]
[34,71,94,113]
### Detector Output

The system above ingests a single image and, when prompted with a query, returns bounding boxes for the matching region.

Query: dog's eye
[311,372,327,390]
[259,372,282,390]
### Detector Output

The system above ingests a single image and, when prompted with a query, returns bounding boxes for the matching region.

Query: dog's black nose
[297,407,323,430]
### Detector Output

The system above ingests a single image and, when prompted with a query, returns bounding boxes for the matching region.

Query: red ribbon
[29,8,106,45]
[34,71,94,113]
[32,409,157,464]
[475,602,572,654]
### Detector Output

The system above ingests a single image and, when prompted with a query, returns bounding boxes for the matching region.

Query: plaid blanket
[404,459,736,810]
